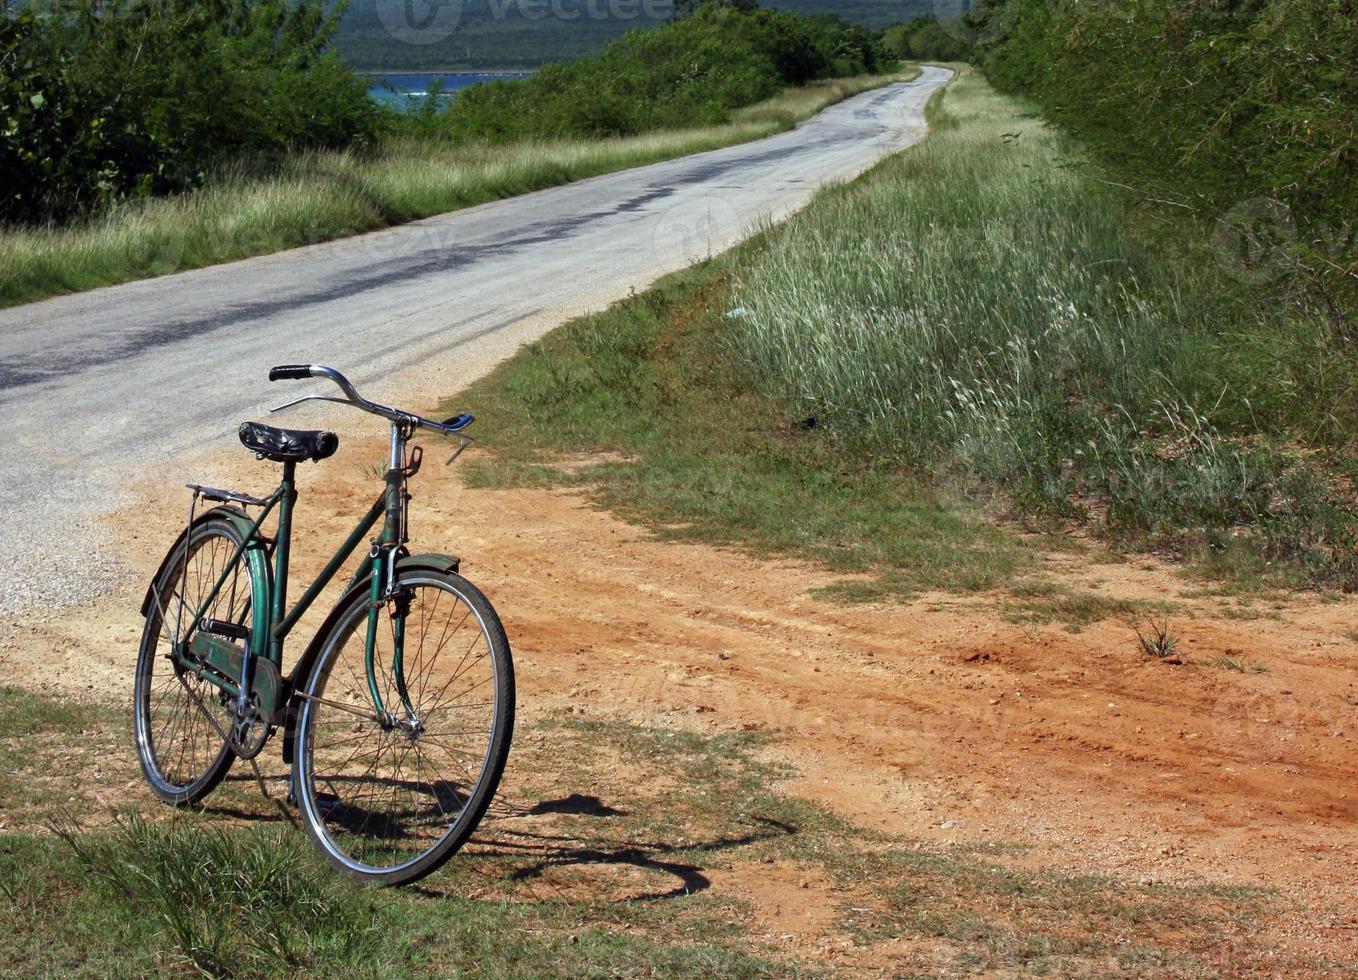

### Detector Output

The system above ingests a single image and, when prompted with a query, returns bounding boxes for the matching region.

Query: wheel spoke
[299,574,510,881]
[135,522,251,802]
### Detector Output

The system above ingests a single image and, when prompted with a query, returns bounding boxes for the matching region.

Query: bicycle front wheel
[295,569,514,886]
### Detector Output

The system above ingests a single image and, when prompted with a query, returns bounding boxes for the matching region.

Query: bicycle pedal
[201,617,249,640]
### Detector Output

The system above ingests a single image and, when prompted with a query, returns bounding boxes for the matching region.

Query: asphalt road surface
[0,66,951,615]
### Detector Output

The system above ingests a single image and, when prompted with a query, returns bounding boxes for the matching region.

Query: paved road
[0,66,951,615]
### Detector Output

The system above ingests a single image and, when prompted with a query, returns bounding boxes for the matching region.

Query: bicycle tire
[294,569,514,886]
[133,516,255,805]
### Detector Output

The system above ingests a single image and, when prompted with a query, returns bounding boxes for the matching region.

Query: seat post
[271,460,298,660]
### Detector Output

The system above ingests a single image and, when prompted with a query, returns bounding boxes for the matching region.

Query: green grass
[1002,581,1158,633]
[724,68,1358,592]
[454,251,1030,603]
[6,822,785,978]
[56,818,398,976]
[0,687,126,812]
[0,69,916,310]
[0,686,91,738]
[1133,618,1181,660]
[1216,656,1268,674]
[0,687,1306,977]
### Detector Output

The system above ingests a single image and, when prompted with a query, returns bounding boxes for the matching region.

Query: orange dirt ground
[2,429,1355,969]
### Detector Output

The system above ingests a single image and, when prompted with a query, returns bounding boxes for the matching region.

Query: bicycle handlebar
[269,364,474,436]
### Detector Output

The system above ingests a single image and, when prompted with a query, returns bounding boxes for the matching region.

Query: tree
[674,0,759,18]
[1,0,378,223]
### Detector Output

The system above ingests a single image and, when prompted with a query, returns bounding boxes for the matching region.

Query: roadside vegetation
[1,0,378,226]
[973,0,1357,317]
[729,72,1358,590]
[441,6,885,142]
[456,68,1358,598]
[1,686,1294,976]
[880,14,972,62]
[0,1,905,308]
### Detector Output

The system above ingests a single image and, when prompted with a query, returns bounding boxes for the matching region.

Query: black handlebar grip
[269,364,313,381]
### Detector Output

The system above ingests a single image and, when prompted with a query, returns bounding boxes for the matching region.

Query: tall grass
[728,70,1358,589]
[58,817,393,976]
[0,70,915,310]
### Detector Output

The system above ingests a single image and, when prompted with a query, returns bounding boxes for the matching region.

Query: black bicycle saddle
[238,421,339,463]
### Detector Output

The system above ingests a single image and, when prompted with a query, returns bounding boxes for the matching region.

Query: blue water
[368,72,529,110]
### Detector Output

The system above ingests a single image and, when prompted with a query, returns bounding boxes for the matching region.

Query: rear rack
[186,484,269,507]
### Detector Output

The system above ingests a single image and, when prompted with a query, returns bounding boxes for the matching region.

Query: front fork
[362,558,418,728]
[363,423,423,729]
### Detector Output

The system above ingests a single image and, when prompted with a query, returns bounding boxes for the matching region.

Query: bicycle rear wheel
[134,516,253,805]
[294,569,514,886]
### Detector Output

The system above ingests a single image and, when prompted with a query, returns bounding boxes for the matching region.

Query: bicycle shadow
[203,780,798,906]
[413,793,799,903]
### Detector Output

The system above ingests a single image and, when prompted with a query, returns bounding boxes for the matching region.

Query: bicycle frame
[170,421,420,723]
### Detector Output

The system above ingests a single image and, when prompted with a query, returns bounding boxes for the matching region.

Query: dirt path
[3,431,1356,967]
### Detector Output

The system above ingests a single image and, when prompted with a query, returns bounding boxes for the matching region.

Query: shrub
[441,5,890,143]
[882,16,972,62]
[1,0,379,223]
[971,0,1358,312]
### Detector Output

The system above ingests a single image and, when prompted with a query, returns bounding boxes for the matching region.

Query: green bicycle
[133,365,514,886]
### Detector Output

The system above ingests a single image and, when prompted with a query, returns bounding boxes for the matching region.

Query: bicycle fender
[140,506,273,659]
[399,552,461,575]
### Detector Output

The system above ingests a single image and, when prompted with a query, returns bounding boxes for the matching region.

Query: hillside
[335,0,931,70]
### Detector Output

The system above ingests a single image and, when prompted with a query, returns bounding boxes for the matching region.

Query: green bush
[440,5,890,143]
[972,0,1358,310]
[0,0,379,224]
[882,16,972,62]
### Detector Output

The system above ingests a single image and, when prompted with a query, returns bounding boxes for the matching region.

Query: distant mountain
[335,1,934,71]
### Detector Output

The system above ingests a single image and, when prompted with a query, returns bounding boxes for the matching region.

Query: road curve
[0,66,951,614]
